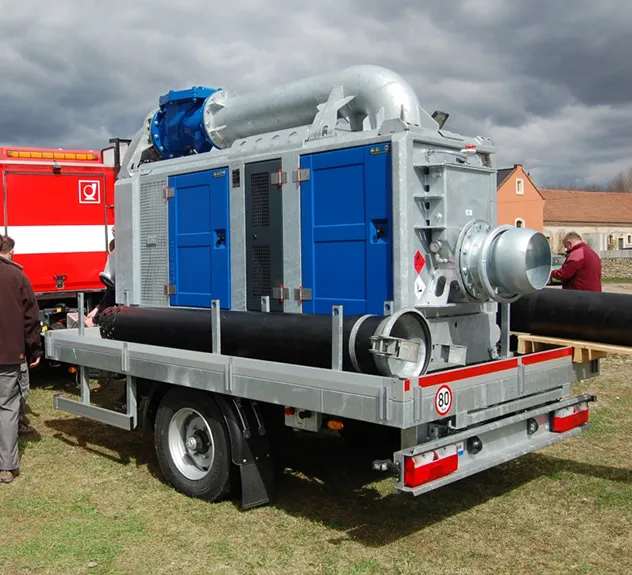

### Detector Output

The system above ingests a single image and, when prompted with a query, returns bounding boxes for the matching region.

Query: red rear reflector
[552,402,589,433]
[404,445,458,488]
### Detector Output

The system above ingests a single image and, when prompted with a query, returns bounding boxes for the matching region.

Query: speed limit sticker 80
[434,385,453,416]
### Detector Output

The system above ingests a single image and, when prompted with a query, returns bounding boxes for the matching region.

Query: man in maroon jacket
[0,235,42,483]
[551,232,602,291]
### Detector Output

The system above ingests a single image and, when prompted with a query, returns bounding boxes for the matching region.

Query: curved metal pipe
[119,65,439,172]
[203,65,438,148]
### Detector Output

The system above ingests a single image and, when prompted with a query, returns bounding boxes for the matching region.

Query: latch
[54,275,66,289]
[272,285,290,302]
[270,170,288,187]
[293,286,312,303]
[292,168,311,184]
[369,335,420,363]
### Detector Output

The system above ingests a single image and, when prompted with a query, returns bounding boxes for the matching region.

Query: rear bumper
[392,393,595,496]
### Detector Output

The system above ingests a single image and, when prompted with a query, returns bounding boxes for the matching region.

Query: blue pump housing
[151,86,220,159]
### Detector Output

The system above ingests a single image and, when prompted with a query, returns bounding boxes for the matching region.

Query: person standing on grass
[550,231,602,292]
[0,234,42,484]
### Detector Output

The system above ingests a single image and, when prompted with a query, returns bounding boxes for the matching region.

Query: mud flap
[212,395,275,510]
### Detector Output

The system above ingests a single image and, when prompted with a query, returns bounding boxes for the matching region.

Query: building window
[515,218,525,228]
[628,235,631,244]
[516,179,524,195]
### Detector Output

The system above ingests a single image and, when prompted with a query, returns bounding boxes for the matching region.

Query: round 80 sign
[434,385,453,416]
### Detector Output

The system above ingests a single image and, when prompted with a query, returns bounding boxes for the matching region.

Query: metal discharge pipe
[99,305,433,379]
[457,221,552,303]
[509,288,632,347]
[204,65,438,148]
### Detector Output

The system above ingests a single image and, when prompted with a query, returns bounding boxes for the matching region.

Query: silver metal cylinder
[490,227,552,295]
[369,309,433,379]
[456,221,552,304]
[203,65,438,148]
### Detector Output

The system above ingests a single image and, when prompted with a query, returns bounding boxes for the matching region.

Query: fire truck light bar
[5,150,100,161]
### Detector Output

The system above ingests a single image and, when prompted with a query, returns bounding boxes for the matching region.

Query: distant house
[540,189,632,253]
[496,164,544,231]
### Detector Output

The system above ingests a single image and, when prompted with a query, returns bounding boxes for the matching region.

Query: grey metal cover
[139,176,169,306]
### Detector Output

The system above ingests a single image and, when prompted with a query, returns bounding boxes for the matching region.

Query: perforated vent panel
[140,177,169,306]
[251,245,271,297]
[250,172,270,228]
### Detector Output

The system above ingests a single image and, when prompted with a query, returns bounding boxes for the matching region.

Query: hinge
[292,168,311,183]
[293,287,312,302]
[271,285,290,301]
[165,186,175,199]
[164,284,176,296]
[270,170,288,186]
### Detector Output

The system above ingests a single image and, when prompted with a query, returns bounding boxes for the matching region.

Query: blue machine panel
[300,143,393,315]
[168,167,231,308]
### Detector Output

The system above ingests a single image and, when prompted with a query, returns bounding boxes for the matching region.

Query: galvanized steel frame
[46,321,596,432]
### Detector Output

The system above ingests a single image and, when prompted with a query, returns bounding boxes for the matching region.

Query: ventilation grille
[251,245,271,297]
[140,177,169,306]
[250,172,270,228]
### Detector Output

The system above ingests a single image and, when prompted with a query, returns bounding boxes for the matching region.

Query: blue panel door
[168,167,231,308]
[300,143,392,315]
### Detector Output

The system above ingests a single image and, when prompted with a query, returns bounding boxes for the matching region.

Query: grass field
[1,357,631,575]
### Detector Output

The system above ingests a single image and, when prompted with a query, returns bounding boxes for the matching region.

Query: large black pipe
[509,288,632,347]
[99,305,432,378]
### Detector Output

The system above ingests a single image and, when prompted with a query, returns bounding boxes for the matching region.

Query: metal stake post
[77,292,90,405]
[500,302,511,358]
[211,299,221,354]
[332,305,343,371]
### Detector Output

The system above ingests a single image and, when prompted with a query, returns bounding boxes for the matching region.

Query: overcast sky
[1,0,631,188]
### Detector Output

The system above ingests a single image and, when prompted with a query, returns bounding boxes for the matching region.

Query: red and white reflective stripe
[418,357,519,388]
[6,225,114,255]
[521,347,573,365]
[415,347,575,390]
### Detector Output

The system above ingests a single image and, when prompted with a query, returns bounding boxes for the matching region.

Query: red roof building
[540,189,632,252]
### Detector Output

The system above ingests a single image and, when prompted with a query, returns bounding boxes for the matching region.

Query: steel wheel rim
[168,407,215,481]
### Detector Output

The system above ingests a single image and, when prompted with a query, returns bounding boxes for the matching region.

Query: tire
[154,387,232,502]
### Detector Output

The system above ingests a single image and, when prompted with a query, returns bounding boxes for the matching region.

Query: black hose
[99,306,391,375]
[509,288,632,347]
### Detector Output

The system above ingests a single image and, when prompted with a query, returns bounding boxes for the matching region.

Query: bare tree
[610,167,632,193]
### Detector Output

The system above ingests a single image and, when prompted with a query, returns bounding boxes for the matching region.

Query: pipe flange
[370,309,432,379]
[202,89,238,149]
[455,219,491,302]
[348,314,375,373]
[477,225,522,304]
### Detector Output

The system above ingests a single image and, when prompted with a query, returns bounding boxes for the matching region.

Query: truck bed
[45,327,598,431]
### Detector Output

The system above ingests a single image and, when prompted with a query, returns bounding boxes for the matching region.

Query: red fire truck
[0,139,129,343]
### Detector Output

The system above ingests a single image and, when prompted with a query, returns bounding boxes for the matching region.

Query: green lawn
[1,358,631,575]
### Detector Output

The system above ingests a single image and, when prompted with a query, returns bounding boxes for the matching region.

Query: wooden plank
[512,331,632,363]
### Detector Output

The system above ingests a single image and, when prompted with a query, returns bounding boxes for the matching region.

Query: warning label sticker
[414,251,426,274]
[414,276,425,298]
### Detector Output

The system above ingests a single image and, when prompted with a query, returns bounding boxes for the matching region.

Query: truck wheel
[154,388,231,502]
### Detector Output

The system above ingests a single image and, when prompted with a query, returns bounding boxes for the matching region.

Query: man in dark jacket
[550,232,602,291]
[0,234,42,483]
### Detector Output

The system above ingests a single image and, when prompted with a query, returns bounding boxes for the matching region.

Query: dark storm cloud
[0,0,630,187]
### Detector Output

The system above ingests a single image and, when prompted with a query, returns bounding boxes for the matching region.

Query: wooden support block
[512,331,632,363]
